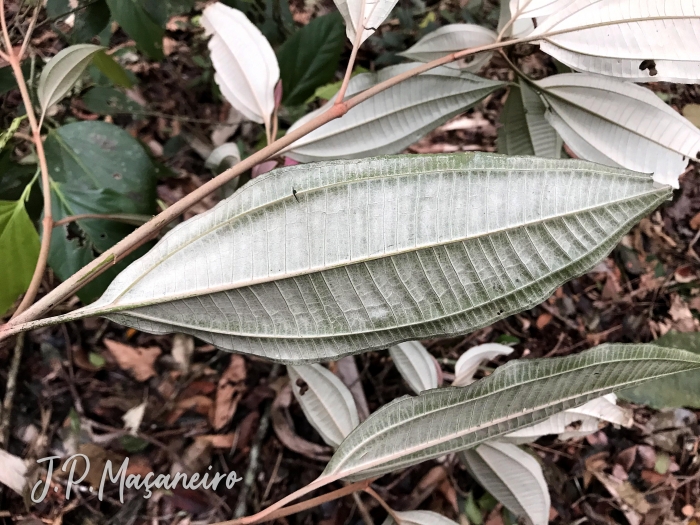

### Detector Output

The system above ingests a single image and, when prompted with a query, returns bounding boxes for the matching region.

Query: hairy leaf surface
[58,153,670,364]
[285,65,505,162]
[322,344,700,481]
[390,341,438,394]
[530,0,700,83]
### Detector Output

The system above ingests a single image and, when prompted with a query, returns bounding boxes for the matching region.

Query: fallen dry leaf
[195,433,238,449]
[167,395,214,425]
[213,355,246,430]
[104,339,161,381]
[536,312,553,329]
[0,449,26,494]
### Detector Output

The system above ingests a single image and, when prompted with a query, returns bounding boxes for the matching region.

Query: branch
[335,0,366,104]
[1,0,52,319]
[0,36,530,339]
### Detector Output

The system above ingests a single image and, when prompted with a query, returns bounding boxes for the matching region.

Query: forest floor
[2,1,700,524]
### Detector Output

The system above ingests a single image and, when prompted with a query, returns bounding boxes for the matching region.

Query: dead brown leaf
[167,395,214,425]
[213,355,246,430]
[104,339,161,381]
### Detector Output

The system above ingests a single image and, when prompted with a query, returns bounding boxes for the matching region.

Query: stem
[217,478,373,525]
[364,487,401,523]
[53,213,153,228]
[1,0,52,319]
[335,0,366,104]
[0,36,530,339]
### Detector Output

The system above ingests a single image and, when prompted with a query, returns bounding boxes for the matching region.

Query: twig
[335,0,366,104]
[0,333,25,448]
[219,478,374,525]
[18,5,38,59]
[1,0,52,319]
[364,487,401,523]
[352,492,375,525]
[53,213,153,228]
[0,36,532,339]
[234,364,281,518]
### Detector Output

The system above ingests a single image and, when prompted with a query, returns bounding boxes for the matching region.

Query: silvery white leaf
[389,341,438,394]
[453,343,513,387]
[382,510,459,525]
[38,44,104,117]
[497,0,534,38]
[531,0,700,83]
[460,441,550,525]
[41,154,670,364]
[537,73,700,188]
[322,344,700,481]
[503,394,631,443]
[334,0,399,44]
[284,64,505,162]
[202,3,279,129]
[288,364,360,447]
[0,450,26,495]
[498,80,562,158]
[399,24,497,72]
[205,142,241,171]
[509,0,572,19]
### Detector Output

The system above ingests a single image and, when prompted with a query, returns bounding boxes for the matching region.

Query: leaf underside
[323,344,700,481]
[72,153,669,364]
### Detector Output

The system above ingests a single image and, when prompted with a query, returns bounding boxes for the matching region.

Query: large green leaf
[44,121,157,303]
[43,154,671,364]
[71,0,111,43]
[620,332,700,409]
[323,344,700,481]
[105,0,164,60]
[277,12,345,106]
[0,199,40,315]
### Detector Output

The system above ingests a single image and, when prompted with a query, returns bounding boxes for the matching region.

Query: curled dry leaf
[38,44,104,117]
[382,510,459,525]
[53,154,670,364]
[334,0,399,44]
[400,24,497,72]
[390,341,438,394]
[530,0,700,83]
[452,343,513,387]
[214,355,247,430]
[103,339,161,382]
[322,344,700,481]
[288,364,360,448]
[460,441,550,525]
[271,383,333,461]
[202,3,279,131]
[537,73,700,188]
[285,65,505,162]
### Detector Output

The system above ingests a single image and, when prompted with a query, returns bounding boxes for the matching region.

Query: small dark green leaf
[46,0,70,18]
[0,151,42,220]
[105,0,164,59]
[0,198,40,315]
[620,332,700,409]
[44,121,157,303]
[277,12,345,106]
[71,0,111,43]
[142,0,195,24]
[91,50,134,88]
[82,86,142,114]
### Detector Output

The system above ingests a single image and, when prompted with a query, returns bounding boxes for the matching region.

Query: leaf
[105,0,164,59]
[0,199,40,315]
[277,12,346,106]
[530,0,700,83]
[288,364,360,448]
[334,0,399,44]
[620,332,700,409]
[202,3,279,130]
[81,86,143,115]
[285,64,505,162]
[104,339,161,381]
[122,401,147,435]
[382,510,459,525]
[91,51,134,88]
[0,450,27,495]
[498,81,561,158]
[37,44,104,116]
[502,394,631,443]
[460,441,550,525]
[508,0,571,19]
[205,143,241,171]
[453,343,513,387]
[0,116,26,153]
[52,153,671,364]
[44,121,157,303]
[399,24,497,72]
[71,0,111,43]
[322,344,700,481]
[537,73,700,188]
[390,341,438,394]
